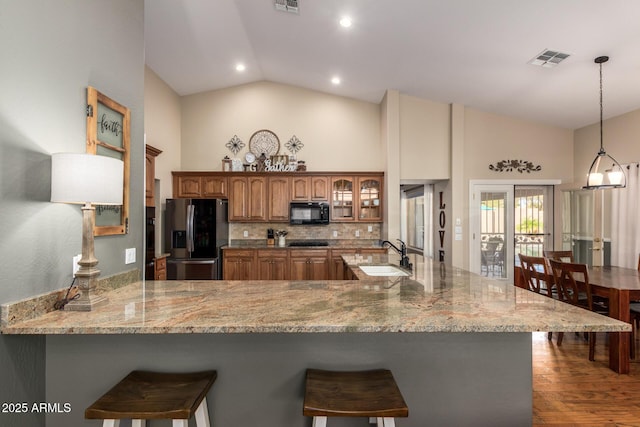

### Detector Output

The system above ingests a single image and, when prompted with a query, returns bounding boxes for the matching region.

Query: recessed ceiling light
[339,17,352,28]
[331,76,341,85]
[235,63,246,72]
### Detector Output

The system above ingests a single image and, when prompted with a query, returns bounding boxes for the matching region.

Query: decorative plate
[245,152,256,164]
[249,129,280,157]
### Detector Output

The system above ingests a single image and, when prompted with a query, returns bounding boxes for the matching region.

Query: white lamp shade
[51,153,124,205]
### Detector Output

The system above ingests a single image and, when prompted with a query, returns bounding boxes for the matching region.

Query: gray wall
[0,1,145,425]
[46,333,532,427]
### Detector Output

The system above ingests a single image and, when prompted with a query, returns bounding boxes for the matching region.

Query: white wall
[144,66,182,203]
[399,94,451,180]
[574,108,640,183]
[461,107,574,269]
[180,81,382,172]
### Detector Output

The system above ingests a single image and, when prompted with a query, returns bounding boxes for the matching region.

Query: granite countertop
[1,254,630,335]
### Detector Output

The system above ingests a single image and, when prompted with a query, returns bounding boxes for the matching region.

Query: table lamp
[51,153,124,311]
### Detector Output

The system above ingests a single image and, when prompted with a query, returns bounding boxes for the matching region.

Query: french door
[470,184,554,281]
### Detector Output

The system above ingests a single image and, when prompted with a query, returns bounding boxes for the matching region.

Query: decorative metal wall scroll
[489,160,541,173]
[226,135,245,155]
[285,135,304,154]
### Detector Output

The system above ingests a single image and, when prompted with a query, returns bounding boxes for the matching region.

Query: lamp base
[64,293,108,311]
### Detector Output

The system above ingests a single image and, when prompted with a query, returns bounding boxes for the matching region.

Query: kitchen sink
[358,265,410,277]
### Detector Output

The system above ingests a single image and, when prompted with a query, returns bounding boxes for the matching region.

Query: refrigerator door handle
[187,204,195,253]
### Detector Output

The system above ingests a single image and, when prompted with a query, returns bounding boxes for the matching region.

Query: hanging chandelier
[583,56,626,189]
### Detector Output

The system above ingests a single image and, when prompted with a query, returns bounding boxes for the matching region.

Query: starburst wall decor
[226,135,245,155]
[285,135,304,154]
[489,159,541,173]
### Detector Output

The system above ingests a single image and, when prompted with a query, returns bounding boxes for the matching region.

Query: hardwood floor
[533,331,640,426]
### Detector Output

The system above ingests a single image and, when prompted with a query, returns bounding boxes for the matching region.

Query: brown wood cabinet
[172,171,382,223]
[145,145,162,206]
[229,176,267,221]
[329,249,356,280]
[173,172,227,199]
[329,248,387,279]
[267,176,290,221]
[223,246,384,281]
[154,255,167,280]
[291,176,329,201]
[330,175,384,222]
[289,249,330,280]
[222,249,256,280]
[357,176,383,221]
[257,249,289,280]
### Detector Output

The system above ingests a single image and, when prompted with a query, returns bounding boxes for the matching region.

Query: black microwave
[289,202,330,225]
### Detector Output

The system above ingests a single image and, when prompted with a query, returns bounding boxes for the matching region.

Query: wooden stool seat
[304,369,408,426]
[86,370,216,426]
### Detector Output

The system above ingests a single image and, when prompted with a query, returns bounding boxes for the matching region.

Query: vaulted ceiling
[145,0,640,129]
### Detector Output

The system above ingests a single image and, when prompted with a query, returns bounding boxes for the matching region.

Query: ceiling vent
[528,49,570,68]
[275,0,299,14]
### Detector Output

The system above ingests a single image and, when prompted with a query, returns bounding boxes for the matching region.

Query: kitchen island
[1,254,629,427]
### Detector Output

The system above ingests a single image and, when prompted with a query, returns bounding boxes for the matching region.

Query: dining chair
[543,250,574,262]
[548,259,609,361]
[629,254,640,358]
[518,254,553,297]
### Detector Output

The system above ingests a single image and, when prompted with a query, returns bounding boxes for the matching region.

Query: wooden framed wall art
[86,86,130,236]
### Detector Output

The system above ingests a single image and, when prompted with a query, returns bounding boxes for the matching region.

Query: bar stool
[85,370,216,427]
[303,368,408,427]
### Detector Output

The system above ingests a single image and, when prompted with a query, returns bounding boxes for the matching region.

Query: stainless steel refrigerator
[165,198,228,280]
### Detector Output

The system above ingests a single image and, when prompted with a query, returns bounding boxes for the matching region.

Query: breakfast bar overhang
[1,257,629,427]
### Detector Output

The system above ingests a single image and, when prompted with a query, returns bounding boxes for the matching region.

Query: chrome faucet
[381,239,412,270]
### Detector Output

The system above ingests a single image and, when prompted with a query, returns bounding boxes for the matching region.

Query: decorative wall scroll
[226,135,245,155]
[285,135,304,154]
[489,160,541,173]
[86,86,130,236]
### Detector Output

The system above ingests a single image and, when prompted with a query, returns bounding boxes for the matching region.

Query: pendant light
[583,56,626,189]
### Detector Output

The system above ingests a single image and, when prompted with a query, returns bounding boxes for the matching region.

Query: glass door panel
[358,178,382,221]
[331,177,354,221]
[514,186,553,258]
[480,190,509,279]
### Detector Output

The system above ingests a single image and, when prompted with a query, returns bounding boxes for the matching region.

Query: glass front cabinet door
[331,177,354,221]
[358,177,382,221]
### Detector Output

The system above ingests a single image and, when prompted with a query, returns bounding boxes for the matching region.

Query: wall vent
[528,49,570,68]
[275,0,299,14]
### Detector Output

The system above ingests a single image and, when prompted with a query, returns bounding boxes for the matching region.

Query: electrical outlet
[333,230,338,238]
[72,254,81,277]
[243,230,249,237]
[368,225,373,232]
[125,248,136,264]
[355,230,360,237]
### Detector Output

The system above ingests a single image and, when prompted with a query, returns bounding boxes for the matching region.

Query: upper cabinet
[358,176,383,221]
[268,176,290,221]
[172,171,382,223]
[331,175,383,222]
[145,145,162,206]
[331,177,355,221]
[172,172,227,199]
[292,176,329,201]
[229,175,267,221]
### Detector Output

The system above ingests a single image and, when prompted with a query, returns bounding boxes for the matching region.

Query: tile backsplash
[229,223,381,241]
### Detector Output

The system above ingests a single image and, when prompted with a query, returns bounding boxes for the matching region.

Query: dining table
[588,265,640,374]
[514,263,639,374]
